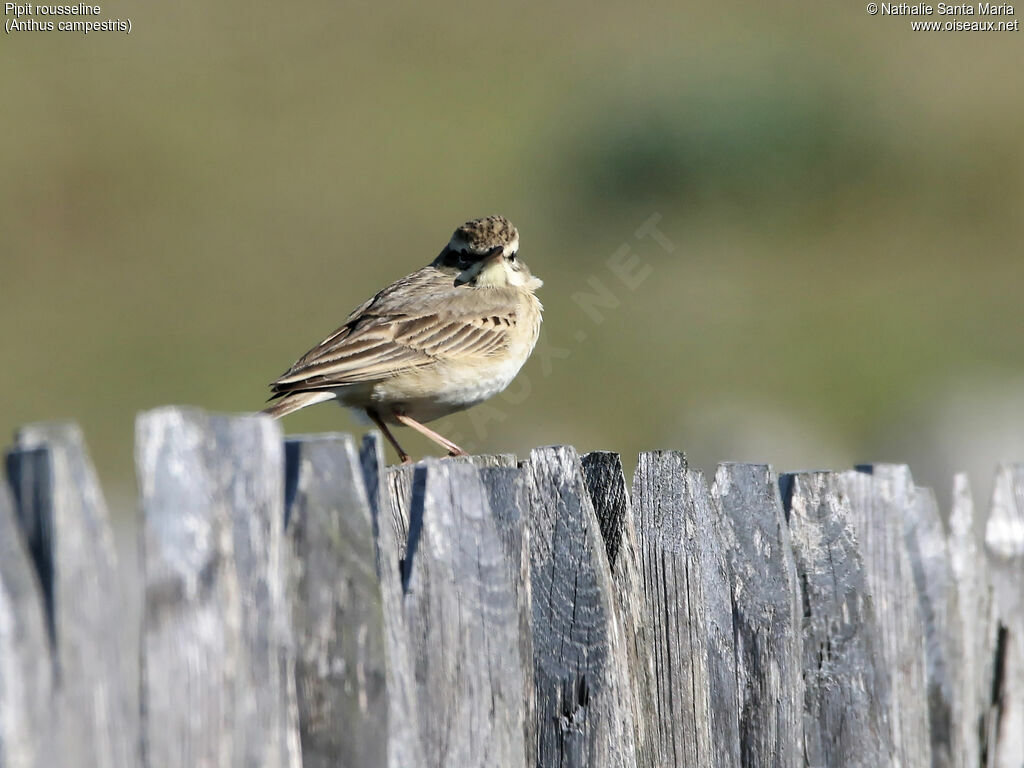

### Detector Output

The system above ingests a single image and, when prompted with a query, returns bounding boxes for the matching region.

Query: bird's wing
[269,267,520,396]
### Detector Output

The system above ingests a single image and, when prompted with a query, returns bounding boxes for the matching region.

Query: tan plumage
[264,215,543,462]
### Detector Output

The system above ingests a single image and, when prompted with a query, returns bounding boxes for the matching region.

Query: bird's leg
[367,409,412,464]
[392,412,468,457]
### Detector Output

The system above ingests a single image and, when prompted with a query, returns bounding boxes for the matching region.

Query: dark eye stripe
[441,251,472,269]
[443,248,515,270]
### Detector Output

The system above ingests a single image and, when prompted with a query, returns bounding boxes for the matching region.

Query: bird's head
[433,215,542,291]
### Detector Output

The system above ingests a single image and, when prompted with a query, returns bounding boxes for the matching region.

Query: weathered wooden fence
[1,405,1023,767]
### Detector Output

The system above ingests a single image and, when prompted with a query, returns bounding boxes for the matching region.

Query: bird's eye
[508,251,517,261]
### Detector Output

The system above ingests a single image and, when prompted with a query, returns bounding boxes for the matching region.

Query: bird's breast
[366,292,542,423]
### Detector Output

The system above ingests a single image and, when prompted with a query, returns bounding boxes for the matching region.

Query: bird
[263,215,543,463]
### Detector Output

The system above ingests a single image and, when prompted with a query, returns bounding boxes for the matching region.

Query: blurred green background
[3,0,1022,516]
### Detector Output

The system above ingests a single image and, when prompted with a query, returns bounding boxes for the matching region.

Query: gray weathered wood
[384,464,417,564]
[380,453,518,565]
[529,446,637,768]
[630,451,721,767]
[581,451,658,768]
[782,471,892,767]
[225,417,299,768]
[284,434,388,768]
[0,474,54,768]
[461,453,519,469]
[136,407,296,768]
[138,408,239,768]
[984,463,1024,768]
[683,468,740,768]
[10,423,136,768]
[713,463,802,768]
[403,461,527,768]
[479,465,537,768]
[839,465,932,768]
[359,433,426,768]
[3,412,1021,768]
[903,485,962,768]
[948,473,996,768]
[581,452,631,569]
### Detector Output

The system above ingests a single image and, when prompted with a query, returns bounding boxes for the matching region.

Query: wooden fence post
[630,451,726,767]
[903,485,962,766]
[7,423,136,768]
[581,451,658,768]
[679,467,739,768]
[479,465,537,768]
[839,466,932,767]
[947,474,996,768]
[284,434,389,768]
[0,470,54,768]
[529,446,637,767]
[136,407,296,768]
[782,471,892,767]
[378,454,518,567]
[359,434,427,768]
[713,463,802,768]
[402,461,528,767]
[985,463,1024,767]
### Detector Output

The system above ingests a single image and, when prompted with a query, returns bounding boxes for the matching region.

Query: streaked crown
[448,215,519,257]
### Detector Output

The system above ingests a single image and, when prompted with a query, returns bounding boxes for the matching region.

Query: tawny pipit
[264,215,543,463]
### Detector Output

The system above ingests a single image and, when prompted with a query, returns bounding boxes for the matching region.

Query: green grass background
[3,0,1022,513]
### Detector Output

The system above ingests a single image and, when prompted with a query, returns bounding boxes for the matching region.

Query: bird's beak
[484,245,505,264]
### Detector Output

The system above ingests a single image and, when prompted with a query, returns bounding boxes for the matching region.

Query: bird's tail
[261,391,335,419]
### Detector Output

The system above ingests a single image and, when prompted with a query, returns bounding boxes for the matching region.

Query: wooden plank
[222,416,300,768]
[358,434,426,768]
[529,446,637,768]
[631,451,732,767]
[285,434,389,768]
[137,408,237,768]
[11,422,137,768]
[902,485,962,766]
[948,474,996,768]
[633,451,737,768]
[0,471,55,768]
[782,471,892,766]
[136,407,296,768]
[479,465,537,768]
[839,465,932,768]
[713,463,802,768]
[984,463,1024,768]
[680,465,738,766]
[402,461,528,767]
[380,453,517,565]
[478,466,530,599]
[581,451,658,768]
